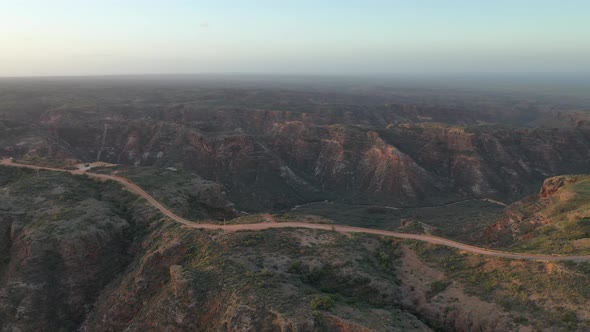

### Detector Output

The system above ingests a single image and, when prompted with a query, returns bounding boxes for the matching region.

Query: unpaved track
[2,158,590,262]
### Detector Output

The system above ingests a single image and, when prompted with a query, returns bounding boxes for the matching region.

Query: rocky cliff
[4,102,589,212]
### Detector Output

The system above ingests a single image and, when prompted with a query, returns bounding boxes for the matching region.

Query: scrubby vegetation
[80,226,431,331]
[0,165,159,331]
[120,166,238,221]
[1,79,590,330]
[310,295,334,310]
[427,280,451,298]
[490,175,590,255]
[408,240,590,330]
[292,200,504,243]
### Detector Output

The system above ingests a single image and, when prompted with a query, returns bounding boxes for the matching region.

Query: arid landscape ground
[1,77,590,331]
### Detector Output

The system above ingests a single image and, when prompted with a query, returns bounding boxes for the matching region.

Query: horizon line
[2,71,590,80]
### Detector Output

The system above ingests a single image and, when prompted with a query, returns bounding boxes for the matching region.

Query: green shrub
[312,310,323,324]
[428,280,451,297]
[287,260,303,274]
[310,295,334,311]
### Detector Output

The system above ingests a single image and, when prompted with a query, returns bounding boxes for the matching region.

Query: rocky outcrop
[539,175,583,198]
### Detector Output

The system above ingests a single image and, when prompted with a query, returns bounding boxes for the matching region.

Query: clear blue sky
[1,0,589,76]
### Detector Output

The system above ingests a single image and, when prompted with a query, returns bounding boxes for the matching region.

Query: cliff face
[25,106,589,209]
[383,124,590,200]
[13,108,450,209]
[1,81,588,211]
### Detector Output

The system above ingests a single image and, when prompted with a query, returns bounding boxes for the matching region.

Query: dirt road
[2,158,589,262]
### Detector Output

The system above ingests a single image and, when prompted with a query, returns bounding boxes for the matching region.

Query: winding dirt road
[2,158,589,262]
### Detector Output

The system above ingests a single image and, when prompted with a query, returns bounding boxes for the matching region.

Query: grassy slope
[500,175,590,254]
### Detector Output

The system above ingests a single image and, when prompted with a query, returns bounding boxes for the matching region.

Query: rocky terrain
[1,78,590,331]
[0,166,517,331]
[1,80,589,212]
[2,166,589,331]
[0,167,150,330]
[484,175,590,254]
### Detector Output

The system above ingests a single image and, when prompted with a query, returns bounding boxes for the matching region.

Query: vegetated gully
[2,158,589,262]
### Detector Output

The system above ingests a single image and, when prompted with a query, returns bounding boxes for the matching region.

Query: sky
[1,0,589,77]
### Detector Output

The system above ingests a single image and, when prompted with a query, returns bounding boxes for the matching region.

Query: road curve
[2,158,589,262]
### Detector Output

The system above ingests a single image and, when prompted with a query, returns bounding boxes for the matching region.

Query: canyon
[1,78,590,331]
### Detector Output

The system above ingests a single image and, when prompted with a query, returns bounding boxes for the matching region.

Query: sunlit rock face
[3,98,590,210]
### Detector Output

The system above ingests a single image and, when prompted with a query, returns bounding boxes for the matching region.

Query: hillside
[3,166,590,331]
[485,175,590,254]
[0,166,505,331]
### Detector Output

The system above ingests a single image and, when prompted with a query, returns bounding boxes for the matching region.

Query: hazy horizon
[2,0,589,77]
